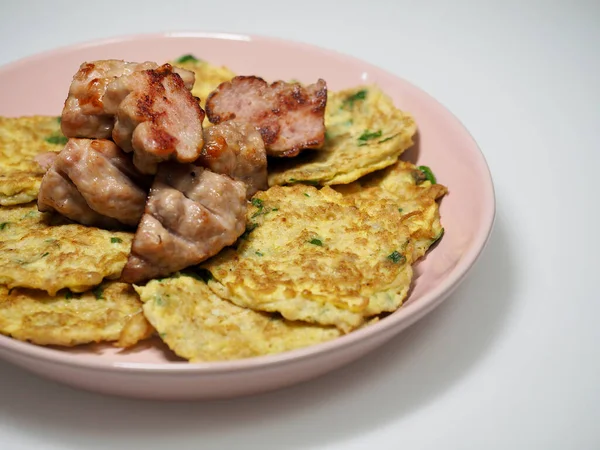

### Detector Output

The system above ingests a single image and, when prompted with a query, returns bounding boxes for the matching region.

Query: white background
[0,0,598,449]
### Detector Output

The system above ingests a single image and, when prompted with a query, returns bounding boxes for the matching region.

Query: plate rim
[0,31,496,373]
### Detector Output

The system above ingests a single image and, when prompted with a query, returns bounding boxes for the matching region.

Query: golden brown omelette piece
[0,116,65,205]
[202,185,414,332]
[336,160,447,262]
[267,85,417,187]
[136,274,341,362]
[0,282,153,347]
[170,55,237,109]
[0,203,133,295]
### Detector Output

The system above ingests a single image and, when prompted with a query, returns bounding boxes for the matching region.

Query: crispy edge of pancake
[0,115,64,205]
[0,203,133,295]
[0,115,64,172]
[0,282,152,347]
[335,160,448,262]
[201,184,416,331]
[0,171,43,206]
[135,273,341,362]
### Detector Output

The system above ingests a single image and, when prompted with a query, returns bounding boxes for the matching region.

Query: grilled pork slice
[104,64,205,175]
[61,60,159,139]
[61,59,195,140]
[37,139,150,228]
[38,165,122,229]
[199,120,268,198]
[121,164,247,283]
[205,76,327,157]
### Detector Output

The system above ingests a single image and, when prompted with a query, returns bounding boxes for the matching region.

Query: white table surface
[0,0,598,449]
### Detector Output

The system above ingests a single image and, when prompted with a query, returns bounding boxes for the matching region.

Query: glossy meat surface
[206,76,327,157]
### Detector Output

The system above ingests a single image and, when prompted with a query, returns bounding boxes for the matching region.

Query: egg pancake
[0,171,43,206]
[136,273,341,362]
[336,160,447,262]
[202,185,414,332]
[0,116,65,205]
[170,55,236,108]
[267,85,416,187]
[0,203,133,295]
[0,281,152,347]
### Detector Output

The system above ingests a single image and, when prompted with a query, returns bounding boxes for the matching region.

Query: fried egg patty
[0,203,132,295]
[0,281,151,347]
[202,185,415,331]
[0,116,65,205]
[136,274,341,362]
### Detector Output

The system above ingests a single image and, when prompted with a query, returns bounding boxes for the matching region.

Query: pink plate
[0,32,495,400]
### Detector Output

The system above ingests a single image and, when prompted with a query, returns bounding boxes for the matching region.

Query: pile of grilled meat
[37,59,327,283]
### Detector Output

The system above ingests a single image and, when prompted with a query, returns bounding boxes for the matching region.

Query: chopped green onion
[240,223,257,240]
[45,135,68,145]
[387,251,405,264]
[358,129,382,146]
[309,238,323,246]
[342,90,367,109]
[417,165,437,184]
[110,237,122,244]
[92,286,104,300]
[176,54,199,64]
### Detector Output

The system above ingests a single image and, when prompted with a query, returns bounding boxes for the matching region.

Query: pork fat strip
[205,76,327,157]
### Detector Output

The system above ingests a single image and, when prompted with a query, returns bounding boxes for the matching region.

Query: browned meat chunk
[103,64,205,174]
[121,164,247,283]
[205,76,327,157]
[61,60,159,139]
[61,59,195,141]
[199,120,268,198]
[38,165,122,229]
[37,139,150,227]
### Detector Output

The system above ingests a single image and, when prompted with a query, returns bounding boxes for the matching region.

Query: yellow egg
[0,203,133,295]
[0,115,64,205]
[0,282,152,347]
[136,274,341,362]
[202,184,415,332]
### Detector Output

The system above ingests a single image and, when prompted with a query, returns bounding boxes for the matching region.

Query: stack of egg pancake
[0,56,446,361]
